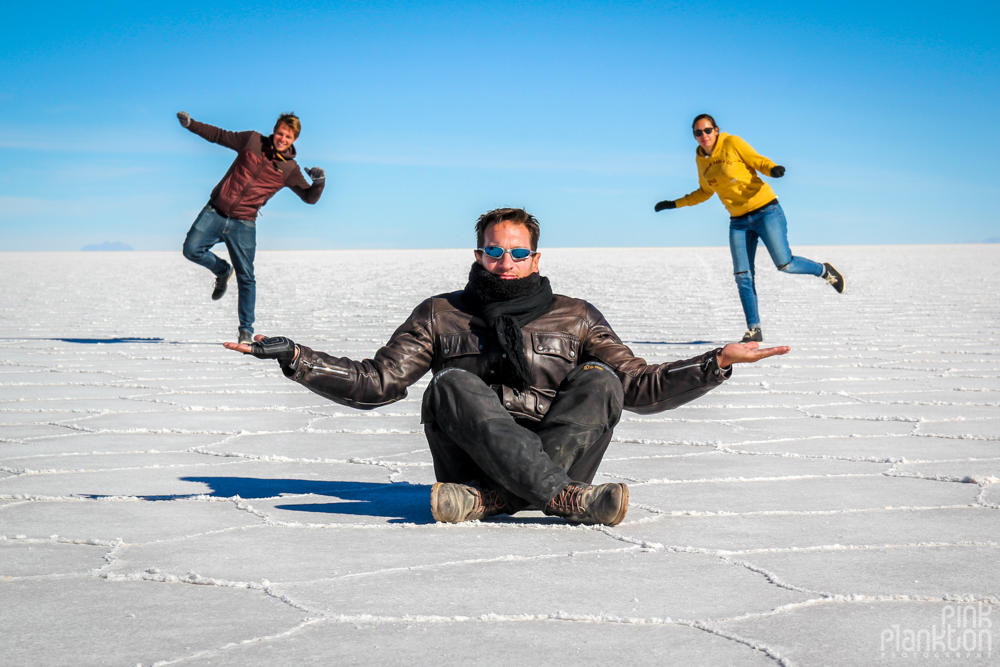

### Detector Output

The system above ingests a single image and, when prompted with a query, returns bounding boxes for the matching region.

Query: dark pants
[182,204,257,333]
[420,362,624,511]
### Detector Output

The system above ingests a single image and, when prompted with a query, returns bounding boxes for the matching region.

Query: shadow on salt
[117,476,436,523]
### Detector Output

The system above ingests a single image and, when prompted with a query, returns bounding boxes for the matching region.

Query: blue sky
[2,0,998,250]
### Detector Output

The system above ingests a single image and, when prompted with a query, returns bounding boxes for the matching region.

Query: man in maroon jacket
[178,111,326,344]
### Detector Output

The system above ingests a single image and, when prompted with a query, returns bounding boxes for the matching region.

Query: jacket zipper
[300,360,350,377]
[667,362,702,373]
[229,149,271,216]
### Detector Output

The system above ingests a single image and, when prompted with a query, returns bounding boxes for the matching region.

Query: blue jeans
[728,201,823,330]
[182,204,257,333]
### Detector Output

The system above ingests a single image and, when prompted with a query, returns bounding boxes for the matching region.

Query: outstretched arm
[225,335,298,362]
[729,134,779,177]
[665,185,712,210]
[177,113,251,152]
[223,299,437,410]
[286,166,326,204]
[717,341,790,368]
[672,167,715,209]
[581,304,789,414]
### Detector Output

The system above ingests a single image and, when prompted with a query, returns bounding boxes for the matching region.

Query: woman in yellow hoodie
[655,114,844,343]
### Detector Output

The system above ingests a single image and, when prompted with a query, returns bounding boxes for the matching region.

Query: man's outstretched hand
[177,111,191,128]
[717,341,790,368]
[224,335,298,368]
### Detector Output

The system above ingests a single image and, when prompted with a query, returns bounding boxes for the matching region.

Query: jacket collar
[264,135,297,162]
[697,131,729,159]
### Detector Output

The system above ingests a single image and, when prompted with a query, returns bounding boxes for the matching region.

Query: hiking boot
[431,482,509,523]
[238,329,254,345]
[741,327,763,343]
[543,481,629,526]
[822,263,845,293]
[212,266,235,300]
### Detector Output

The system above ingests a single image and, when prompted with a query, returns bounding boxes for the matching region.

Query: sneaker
[822,263,845,293]
[431,482,509,523]
[212,266,235,301]
[238,329,254,345]
[543,481,629,526]
[741,327,763,343]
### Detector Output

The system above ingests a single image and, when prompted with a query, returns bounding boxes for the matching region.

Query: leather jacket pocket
[531,332,579,362]
[530,332,580,392]
[437,332,486,359]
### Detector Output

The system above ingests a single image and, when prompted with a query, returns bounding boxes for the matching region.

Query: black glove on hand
[654,200,677,212]
[177,111,191,128]
[305,167,325,181]
[249,336,297,368]
[770,165,785,178]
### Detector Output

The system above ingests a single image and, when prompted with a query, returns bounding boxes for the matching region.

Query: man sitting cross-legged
[225,208,789,526]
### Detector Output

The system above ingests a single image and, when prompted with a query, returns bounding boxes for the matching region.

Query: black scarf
[463,262,554,389]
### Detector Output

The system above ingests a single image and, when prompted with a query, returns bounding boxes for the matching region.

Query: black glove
[654,200,677,212]
[249,336,297,368]
[305,167,325,181]
[177,111,191,128]
[769,165,785,178]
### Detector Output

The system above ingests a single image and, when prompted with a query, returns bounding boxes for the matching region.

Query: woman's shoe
[741,327,763,343]
[822,263,845,293]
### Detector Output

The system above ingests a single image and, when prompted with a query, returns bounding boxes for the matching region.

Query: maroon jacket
[188,120,325,221]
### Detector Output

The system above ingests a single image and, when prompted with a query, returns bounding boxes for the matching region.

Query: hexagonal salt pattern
[1,246,998,666]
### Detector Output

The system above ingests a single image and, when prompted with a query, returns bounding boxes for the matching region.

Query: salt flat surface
[1,245,998,666]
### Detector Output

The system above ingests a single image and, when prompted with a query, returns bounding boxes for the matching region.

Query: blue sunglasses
[477,245,537,261]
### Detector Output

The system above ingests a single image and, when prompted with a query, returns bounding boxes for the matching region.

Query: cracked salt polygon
[601,449,879,484]
[721,599,997,666]
[738,545,1000,598]
[729,434,1000,461]
[1,540,109,577]
[280,549,807,620]
[1,246,998,665]
[625,474,979,515]
[616,507,1000,553]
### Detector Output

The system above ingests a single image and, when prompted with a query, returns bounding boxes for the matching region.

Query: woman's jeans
[182,204,257,333]
[728,201,823,330]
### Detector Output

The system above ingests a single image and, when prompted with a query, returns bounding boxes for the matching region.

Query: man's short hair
[275,112,301,138]
[475,208,540,250]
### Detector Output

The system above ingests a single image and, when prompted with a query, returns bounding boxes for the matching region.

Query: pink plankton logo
[881,603,993,659]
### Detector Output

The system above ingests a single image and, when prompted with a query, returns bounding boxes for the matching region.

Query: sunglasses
[477,245,537,261]
[693,127,716,137]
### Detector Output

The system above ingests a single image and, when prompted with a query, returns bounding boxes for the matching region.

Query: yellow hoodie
[674,132,778,217]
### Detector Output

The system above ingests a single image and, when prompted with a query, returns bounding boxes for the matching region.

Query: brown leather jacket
[187,120,324,221]
[285,291,730,420]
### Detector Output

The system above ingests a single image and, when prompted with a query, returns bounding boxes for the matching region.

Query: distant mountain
[82,241,133,251]
[983,237,1000,244]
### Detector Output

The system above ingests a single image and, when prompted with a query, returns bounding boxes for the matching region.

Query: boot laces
[549,485,585,514]
[473,487,506,514]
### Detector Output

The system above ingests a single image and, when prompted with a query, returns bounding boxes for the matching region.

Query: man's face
[273,123,297,152]
[475,221,540,280]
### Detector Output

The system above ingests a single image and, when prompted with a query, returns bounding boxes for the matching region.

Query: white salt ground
[1,245,998,666]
